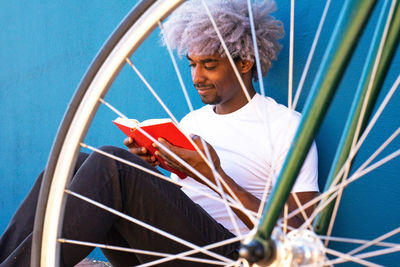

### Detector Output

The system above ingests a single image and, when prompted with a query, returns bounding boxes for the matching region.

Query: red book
[113,117,195,179]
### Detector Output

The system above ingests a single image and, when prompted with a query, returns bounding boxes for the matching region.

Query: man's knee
[98,145,125,155]
[95,146,144,166]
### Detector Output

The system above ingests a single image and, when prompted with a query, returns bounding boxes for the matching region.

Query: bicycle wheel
[31,0,400,266]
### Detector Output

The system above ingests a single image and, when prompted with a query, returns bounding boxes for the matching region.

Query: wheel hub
[240,228,327,266]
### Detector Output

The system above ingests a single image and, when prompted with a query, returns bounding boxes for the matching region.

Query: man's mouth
[196,86,214,96]
[195,84,214,91]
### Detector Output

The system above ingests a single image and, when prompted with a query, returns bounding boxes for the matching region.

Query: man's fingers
[155,150,183,171]
[154,139,179,163]
[124,137,150,155]
[154,149,170,162]
[142,154,159,166]
[123,137,135,147]
[190,134,206,149]
[153,138,174,155]
[128,146,147,155]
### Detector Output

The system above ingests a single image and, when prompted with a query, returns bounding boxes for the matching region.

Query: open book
[113,117,195,179]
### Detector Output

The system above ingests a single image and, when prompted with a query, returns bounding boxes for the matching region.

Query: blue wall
[1,1,399,265]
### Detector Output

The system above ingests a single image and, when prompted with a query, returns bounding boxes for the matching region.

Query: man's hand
[153,135,221,182]
[123,137,159,166]
[154,135,266,229]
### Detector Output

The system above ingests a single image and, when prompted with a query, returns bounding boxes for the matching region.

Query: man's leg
[1,146,239,266]
[60,146,239,266]
[100,227,140,266]
[0,153,89,267]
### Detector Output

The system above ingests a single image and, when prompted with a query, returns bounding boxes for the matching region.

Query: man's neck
[214,89,256,115]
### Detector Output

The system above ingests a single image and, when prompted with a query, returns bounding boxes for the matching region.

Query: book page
[140,118,172,127]
[113,117,139,128]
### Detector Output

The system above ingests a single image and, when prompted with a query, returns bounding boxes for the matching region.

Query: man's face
[187,54,244,107]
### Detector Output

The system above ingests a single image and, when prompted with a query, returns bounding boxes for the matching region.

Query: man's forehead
[186,54,223,62]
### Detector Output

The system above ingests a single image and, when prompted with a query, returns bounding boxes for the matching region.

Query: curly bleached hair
[161,0,284,80]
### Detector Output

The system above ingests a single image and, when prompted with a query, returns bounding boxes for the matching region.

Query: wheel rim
[30,0,400,266]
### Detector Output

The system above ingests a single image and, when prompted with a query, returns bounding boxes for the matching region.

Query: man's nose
[192,66,205,84]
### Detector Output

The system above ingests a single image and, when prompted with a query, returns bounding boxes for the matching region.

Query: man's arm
[154,135,260,229]
[286,192,319,228]
[153,136,318,230]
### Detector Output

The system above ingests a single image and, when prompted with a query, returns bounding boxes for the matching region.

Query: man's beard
[195,83,221,105]
[200,94,221,105]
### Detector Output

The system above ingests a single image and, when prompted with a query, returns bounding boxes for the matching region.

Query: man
[0,0,318,266]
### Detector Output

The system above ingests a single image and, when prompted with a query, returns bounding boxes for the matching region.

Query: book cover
[113,117,195,179]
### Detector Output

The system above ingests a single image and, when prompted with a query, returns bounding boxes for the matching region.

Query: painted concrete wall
[1,0,399,265]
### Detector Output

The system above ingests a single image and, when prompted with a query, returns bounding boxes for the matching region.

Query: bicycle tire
[31,1,184,266]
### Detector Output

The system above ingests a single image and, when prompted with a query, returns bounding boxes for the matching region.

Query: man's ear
[239,60,254,74]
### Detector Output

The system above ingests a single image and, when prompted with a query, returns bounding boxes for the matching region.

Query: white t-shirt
[171,93,319,235]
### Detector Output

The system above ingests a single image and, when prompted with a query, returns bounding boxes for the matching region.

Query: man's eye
[189,63,195,68]
[205,65,216,70]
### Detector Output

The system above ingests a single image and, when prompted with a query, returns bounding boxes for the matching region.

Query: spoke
[304,73,400,223]
[324,247,383,267]
[80,143,257,219]
[58,238,225,265]
[328,246,400,266]
[302,84,400,229]
[81,2,399,266]
[286,188,339,230]
[125,57,179,125]
[354,149,400,182]
[293,0,331,110]
[99,95,221,193]
[159,21,243,236]
[319,148,400,223]
[288,0,294,110]
[292,192,313,231]
[64,189,235,264]
[246,0,265,96]
[132,126,257,225]
[202,0,311,230]
[259,117,303,219]
[158,21,194,113]
[345,148,400,189]
[97,89,257,228]
[309,143,400,225]
[319,235,400,248]
[322,73,400,206]
[256,175,274,220]
[200,0,281,150]
[281,130,399,224]
[137,235,247,267]
[200,0,251,104]
[245,0,283,220]
[348,227,400,256]
[127,50,254,231]
[325,0,397,244]
[210,162,243,236]
[201,0,290,227]
[283,203,288,234]
[276,220,296,232]
[352,246,400,262]
[350,127,400,181]
[99,98,127,119]
[319,230,400,265]
[99,96,212,183]
[99,68,210,175]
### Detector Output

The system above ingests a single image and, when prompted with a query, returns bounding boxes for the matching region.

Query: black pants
[0,146,239,267]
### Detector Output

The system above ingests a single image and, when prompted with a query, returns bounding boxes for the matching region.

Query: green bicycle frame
[314,0,400,235]
[244,0,379,262]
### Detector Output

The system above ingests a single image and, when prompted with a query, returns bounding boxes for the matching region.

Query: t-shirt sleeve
[292,141,319,192]
[271,112,319,193]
